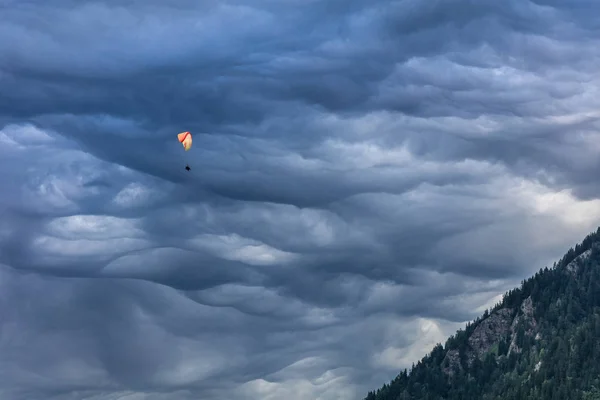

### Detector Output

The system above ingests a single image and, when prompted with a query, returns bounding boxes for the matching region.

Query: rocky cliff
[441,294,537,376]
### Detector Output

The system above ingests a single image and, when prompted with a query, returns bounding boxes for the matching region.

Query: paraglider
[177,131,192,171]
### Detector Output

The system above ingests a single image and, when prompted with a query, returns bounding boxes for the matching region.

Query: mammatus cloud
[1,0,600,399]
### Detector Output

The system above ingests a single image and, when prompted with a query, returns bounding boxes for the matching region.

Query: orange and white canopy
[177,131,192,151]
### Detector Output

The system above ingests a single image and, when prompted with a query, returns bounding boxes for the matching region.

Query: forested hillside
[364,227,600,400]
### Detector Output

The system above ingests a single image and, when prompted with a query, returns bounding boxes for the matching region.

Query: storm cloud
[1,0,600,399]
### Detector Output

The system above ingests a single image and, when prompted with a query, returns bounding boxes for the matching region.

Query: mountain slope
[364,227,600,400]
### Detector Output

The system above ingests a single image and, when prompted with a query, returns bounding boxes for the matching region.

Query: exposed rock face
[565,249,592,274]
[508,296,537,355]
[441,296,538,375]
[442,349,461,376]
[467,308,513,361]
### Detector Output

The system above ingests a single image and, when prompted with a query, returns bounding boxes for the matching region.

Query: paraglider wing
[177,131,192,151]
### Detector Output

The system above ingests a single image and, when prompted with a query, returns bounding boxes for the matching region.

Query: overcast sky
[1,0,600,399]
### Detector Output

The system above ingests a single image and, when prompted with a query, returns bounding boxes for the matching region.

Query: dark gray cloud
[1,0,600,399]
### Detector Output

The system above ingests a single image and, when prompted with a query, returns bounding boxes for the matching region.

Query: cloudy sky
[1,0,600,399]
